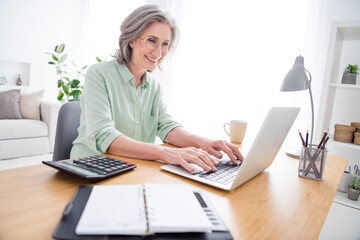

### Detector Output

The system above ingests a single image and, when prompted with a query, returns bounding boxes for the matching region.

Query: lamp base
[285,147,301,159]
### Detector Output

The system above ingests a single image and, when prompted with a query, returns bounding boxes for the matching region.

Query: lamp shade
[280,56,308,91]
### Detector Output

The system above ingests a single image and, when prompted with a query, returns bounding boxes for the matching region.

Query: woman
[71,5,243,172]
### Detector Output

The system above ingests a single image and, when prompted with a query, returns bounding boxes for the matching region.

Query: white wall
[0,0,90,100]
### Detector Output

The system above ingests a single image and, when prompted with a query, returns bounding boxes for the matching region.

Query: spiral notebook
[75,184,213,235]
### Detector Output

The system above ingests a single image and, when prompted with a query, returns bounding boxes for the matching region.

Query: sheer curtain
[86,0,309,146]
[152,0,309,145]
[85,0,146,65]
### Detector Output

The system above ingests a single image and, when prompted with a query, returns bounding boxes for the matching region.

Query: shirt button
[135,102,139,106]
[136,121,140,124]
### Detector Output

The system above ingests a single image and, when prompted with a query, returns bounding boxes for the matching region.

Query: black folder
[52,186,233,240]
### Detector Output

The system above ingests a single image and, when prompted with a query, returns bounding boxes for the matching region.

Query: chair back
[52,101,81,161]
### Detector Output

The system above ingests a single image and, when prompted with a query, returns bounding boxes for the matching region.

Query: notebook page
[144,183,212,233]
[75,185,147,235]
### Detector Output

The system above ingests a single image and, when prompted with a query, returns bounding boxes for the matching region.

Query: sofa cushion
[20,89,45,120]
[0,119,48,140]
[0,89,22,119]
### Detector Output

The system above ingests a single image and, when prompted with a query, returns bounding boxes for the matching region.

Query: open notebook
[75,184,214,235]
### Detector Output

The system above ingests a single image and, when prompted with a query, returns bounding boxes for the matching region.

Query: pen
[322,136,329,149]
[305,130,309,147]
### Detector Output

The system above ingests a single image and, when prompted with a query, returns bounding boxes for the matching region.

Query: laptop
[161,107,300,191]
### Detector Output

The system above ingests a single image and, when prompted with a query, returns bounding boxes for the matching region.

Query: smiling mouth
[146,56,160,64]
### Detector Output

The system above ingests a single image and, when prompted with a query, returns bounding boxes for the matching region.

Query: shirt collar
[116,61,149,87]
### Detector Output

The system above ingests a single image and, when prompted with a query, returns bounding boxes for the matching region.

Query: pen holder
[298,144,328,181]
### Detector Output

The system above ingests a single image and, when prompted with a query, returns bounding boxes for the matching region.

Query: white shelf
[329,83,360,89]
[333,191,360,210]
[329,135,360,151]
[316,20,360,171]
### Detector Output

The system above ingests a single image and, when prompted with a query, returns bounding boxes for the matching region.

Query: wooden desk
[0,152,347,240]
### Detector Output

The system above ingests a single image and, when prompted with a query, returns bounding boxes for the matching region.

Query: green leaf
[72,90,81,101]
[57,44,65,53]
[81,65,88,70]
[64,77,70,81]
[59,54,67,63]
[57,90,64,101]
[52,55,59,61]
[55,45,58,52]
[48,61,56,65]
[345,64,359,74]
[62,84,69,95]
[56,69,62,75]
[96,57,102,62]
[57,79,64,88]
[71,79,80,88]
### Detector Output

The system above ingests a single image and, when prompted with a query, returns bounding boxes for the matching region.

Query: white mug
[223,120,247,143]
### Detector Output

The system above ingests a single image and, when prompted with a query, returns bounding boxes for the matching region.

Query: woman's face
[129,22,171,73]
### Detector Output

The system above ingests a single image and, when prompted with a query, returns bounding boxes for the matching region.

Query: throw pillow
[20,89,45,120]
[0,89,22,119]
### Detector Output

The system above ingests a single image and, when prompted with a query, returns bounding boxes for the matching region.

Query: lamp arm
[305,68,314,144]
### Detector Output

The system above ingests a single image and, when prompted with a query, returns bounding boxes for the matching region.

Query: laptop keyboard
[198,160,242,185]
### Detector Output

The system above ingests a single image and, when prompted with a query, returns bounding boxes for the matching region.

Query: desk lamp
[280,55,314,158]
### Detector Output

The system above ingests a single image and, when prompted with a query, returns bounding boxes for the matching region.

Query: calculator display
[62,163,98,176]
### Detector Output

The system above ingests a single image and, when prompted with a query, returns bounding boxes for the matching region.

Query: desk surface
[0,149,347,240]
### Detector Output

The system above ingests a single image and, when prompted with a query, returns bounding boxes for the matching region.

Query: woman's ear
[129,40,134,48]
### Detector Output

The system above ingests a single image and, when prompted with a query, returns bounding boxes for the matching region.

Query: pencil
[317,130,329,149]
[298,129,306,146]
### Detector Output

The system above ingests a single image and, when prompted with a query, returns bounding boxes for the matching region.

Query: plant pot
[338,171,350,192]
[341,73,356,84]
[347,187,360,201]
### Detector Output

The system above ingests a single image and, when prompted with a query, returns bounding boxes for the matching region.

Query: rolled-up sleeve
[83,65,122,153]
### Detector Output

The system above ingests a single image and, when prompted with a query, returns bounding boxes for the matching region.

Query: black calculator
[42,155,136,182]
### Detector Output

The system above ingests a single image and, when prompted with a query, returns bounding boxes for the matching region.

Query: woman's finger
[204,146,223,160]
[196,150,217,170]
[189,155,213,172]
[225,142,244,162]
[216,140,238,164]
[178,158,196,172]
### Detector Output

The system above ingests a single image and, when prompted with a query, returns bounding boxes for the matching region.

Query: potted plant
[347,166,360,201]
[46,44,106,102]
[47,44,87,102]
[341,64,359,85]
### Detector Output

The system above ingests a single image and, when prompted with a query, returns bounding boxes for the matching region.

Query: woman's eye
[148,39,156,44]
[162,42,169,47]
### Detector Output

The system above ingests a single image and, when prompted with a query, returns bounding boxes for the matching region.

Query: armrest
[40,100,61,153]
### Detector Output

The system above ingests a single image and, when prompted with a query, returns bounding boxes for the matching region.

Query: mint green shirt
[70,60,180,158]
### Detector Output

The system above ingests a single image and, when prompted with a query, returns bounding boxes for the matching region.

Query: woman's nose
[152,45,163,58]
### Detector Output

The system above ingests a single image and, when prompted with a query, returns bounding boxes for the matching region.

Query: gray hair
[114,5,179,65]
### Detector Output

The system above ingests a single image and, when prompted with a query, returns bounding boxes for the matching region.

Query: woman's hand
[164,127,243,169]
[159,147,218,173]
[197,138,244,165]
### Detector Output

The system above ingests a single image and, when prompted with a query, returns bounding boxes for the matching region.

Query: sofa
[0,87,60,159]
